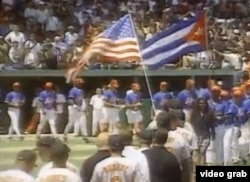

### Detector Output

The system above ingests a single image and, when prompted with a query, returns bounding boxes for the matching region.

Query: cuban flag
[142,11,206,69]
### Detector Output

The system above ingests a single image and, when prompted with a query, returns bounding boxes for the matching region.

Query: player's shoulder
[0,169,34,181]
[66,161,79,174]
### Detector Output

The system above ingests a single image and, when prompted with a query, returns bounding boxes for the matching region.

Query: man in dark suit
[143,128,182,182]
[80,132,110,182]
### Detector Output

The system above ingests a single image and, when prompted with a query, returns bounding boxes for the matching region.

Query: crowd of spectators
[0,0,250,70]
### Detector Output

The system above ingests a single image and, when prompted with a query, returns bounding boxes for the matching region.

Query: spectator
[64,26,78,47]
[0,35,9,67]
[80,132,110,182]
[4,25,25,48]
[8,41,23,64]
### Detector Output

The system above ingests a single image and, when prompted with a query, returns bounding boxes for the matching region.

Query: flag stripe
[102,56,141,62]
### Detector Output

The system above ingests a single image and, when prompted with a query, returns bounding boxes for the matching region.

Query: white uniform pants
[36,109,57,137]
[214,124,225,165]
[231,126,240,161]
[68,106,80,135]
[103,107,120,134]
[239,122,249,159]
[126,110,143,124]
[8,108,21,137]
[64,108,87,136]
[223,125,234,165]
[92,109,103,135]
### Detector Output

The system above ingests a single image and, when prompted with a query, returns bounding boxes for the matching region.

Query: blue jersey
[177,89,196,109]
[152,91,172,110]
[103,89,119,104]
[125,92,141,104]
[208,99,227,126]
[227,101,247,126]
[68,87,84,106]
[39,90,56,110]
[5,91,25,107]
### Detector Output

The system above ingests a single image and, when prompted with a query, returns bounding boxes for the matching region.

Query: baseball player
[64,78,88,142]
[152,81,173,116]
[36,142,81,182]
[226,89,247,164]
[91,135,144,182]
[207,86,227,165]
[0,150,36,182]
[5,82,25,140]
[103,79,124,134]
[89,88,104,136]
[36,82,57,138]
[125,83,143,134]
[36,136,79,176]
[177,79,197,122]
[156,111,191,182]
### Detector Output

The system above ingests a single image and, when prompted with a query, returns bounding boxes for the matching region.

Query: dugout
[0,69,236,134]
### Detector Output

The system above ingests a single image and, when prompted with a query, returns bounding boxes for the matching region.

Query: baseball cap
[139,130,154,143]
[108,135,125,150]
[36,136,59,148]
[16,150,37,164]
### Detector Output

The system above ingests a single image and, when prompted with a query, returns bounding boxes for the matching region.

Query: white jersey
[0,169,34,182]
[165,130,191,163]
[175,127,194,151]
[89,94,104,110]
[184,122,194,133]
[35,168,81,182]
[37,161,79,177]
[91,156,144,182]
[122,146,150,182]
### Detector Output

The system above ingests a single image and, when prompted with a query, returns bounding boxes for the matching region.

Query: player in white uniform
[36,142,81,182]
[36,136,78,176]
[0,150,36,182]
[89,88,104,136]
[120,129,150,182]
[5,82,25,140]
[91,135,145,182]
[156,111,191,182]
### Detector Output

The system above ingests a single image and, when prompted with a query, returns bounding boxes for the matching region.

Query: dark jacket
[190,110,215,139]
[143,146,182,182]
[80,150,110,182]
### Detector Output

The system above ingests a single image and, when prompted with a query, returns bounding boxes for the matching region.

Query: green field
[0,134,97,174]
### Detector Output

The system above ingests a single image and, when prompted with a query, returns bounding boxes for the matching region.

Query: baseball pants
[103,107,120,134]
[223,125,234,165]
[92,109,103,135]
[64,108,87,136]
[8,108,21,137]
[231,126,240,162]
[214,124,225,165]
[36,109,57,137]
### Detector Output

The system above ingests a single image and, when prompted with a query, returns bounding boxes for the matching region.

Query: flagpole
[128,14,156,114]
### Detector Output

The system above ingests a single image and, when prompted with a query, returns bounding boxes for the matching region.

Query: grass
[0,134,97,174]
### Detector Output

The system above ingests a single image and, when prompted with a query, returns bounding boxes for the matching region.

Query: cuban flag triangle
[142,11,206,69]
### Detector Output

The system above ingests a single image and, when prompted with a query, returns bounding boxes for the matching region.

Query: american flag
[65,14,141,83]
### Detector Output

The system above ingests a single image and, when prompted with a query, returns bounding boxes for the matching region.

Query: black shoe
[83,137,89,143]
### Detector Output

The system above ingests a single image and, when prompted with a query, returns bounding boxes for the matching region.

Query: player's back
[0,169,34,182]
[91,156,142,182]
[165,130,190,163]
[35,168,81,182]
[37,161,79,177]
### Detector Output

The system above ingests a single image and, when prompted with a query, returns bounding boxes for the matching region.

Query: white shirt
[24,41,42,54]
[45,16,61,32]
[175,127,194,150]
[138,147,150,152]
[37,161,79,177]
[222,53,241,70]
[24,7,37,19]
[122,146,150,182]
[89,95,104,110]
[4,31,25,46]
[56,93,66,114]
[165,130,190,163]
[35,9,49,24]
[91,156,144,182]
[8,47,23,63]
[126,89,133,96]
[64,32,78,46]
[24,51,38,67]
[36,168,81,182]
[32,96,40,113]
[184,122,194,133]
[0,169,34,182]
